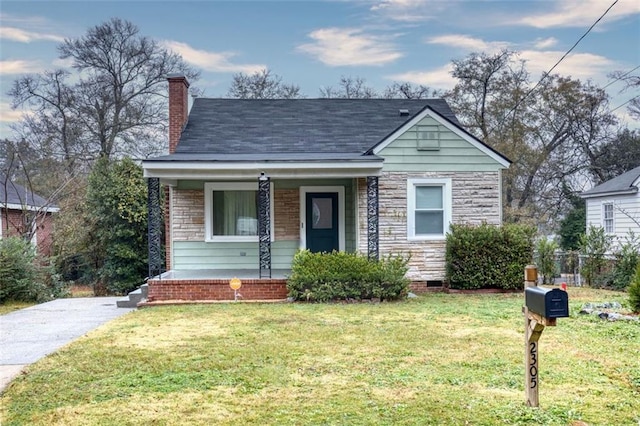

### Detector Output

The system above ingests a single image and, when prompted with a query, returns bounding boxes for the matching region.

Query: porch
[144,173,381,301]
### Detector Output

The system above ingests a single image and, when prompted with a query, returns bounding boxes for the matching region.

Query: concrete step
[116,285,148,308]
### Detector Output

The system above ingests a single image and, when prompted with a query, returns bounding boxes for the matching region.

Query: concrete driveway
[0,297,134,392]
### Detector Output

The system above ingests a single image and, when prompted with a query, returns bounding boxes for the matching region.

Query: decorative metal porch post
[147,177,163,278]
[367,176,379,261]
[258,173,272,278]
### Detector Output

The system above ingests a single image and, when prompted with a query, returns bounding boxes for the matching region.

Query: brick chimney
[167,75,190,154]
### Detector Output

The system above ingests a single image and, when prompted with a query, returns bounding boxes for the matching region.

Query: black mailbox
[525,287,569,318]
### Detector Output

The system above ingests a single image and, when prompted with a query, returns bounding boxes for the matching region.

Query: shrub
[84,157,148,295]
[612,233,639,290]
[628,264,640,313]
[445,223,535,290]
[0,237,68,303]
[287,250,410,302]
[536,238,558,285]
[579,226,613,287]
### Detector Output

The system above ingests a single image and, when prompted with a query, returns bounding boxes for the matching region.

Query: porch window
[603,203,614,234]
[407,178,452,240]
[204,182,273,242]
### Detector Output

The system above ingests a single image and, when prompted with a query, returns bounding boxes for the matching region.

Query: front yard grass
[1,288,638,425]
[0,301,35,315]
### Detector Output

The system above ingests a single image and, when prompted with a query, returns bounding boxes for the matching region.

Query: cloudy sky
[1,0,639,138]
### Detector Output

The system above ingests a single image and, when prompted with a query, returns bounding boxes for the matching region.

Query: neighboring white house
[581,166,640,248]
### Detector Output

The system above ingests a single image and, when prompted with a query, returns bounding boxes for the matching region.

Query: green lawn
[1,288,638,425]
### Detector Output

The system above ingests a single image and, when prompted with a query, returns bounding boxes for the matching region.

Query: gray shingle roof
[175,98,460,155]
[0,177,53,209]
[581,166,640,198]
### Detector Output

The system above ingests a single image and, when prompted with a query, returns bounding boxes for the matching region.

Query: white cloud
[520,50,616,82]
[370,0,439,22]
[51,57,75,69]
[0,26,64,43]
[386,49,618,91]
[517,0,640,28]
[0,102,24,123]
[297,27,402,67]
[533,37,558,49]
[162,41,265,74]
[0,60,43,75]
[426,34,510,53]
[387,64,456,90]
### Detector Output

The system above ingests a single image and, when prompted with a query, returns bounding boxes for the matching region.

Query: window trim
[407,178,452,241]
[602,202,614,234]
[204,182,274,243]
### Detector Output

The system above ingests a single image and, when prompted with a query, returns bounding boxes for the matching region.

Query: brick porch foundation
[147,278,289,302]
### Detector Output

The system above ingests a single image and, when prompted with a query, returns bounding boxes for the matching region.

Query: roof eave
[142,159,384,181]
[580,188,638,199]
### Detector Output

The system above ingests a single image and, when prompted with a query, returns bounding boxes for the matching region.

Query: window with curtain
[212,190,257,236]
[204,182,273,242]
[407,178,451,240]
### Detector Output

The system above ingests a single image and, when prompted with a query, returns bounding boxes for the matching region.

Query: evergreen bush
[84,157,148,295]
[628,264,640,313]
[612,233,639,290]
[536,238,558,285]
[0,237,67,302]
[287,250,410,302]
[579,226,613,287]
[445,223,535,290]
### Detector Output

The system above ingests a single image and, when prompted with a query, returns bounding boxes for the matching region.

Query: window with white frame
[204,182,273,242]
[603,203,614,234]
[416,125,440,151]
[407,178,452,240]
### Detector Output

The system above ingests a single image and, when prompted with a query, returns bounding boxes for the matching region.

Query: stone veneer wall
[171,188,299,242]
[274,189,299,240]
[357,171,501,282]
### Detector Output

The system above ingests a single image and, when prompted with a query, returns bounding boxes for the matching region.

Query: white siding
[586,193,640,248]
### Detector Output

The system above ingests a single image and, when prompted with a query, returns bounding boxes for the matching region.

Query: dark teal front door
[306,192,339,253]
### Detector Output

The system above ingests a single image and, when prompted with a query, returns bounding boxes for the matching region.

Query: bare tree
[609,70,640,120]
[587,129,640,183]
[11,18,200,161]
[383,82,439,99]
[445,50,617,225]
[320,76,378,99]
[227,69,303,99]
[0,140,73,246]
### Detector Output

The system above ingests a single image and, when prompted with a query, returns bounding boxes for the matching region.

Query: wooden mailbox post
[523,265,569,407]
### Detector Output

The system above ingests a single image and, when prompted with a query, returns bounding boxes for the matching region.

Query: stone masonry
[171,188,299,242]
[358,171,501,282]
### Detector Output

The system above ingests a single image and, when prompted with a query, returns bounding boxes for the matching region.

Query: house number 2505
[529,342,538,389]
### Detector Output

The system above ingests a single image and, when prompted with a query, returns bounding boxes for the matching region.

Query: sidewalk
[0,297,134,392]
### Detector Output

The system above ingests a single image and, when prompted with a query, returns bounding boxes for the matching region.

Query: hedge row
[287,250,410,302]
[445,223,535,290]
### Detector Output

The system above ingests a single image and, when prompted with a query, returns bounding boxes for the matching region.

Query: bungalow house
[141,75,511,301]
[581,165,640,249]
[0,177,59,256]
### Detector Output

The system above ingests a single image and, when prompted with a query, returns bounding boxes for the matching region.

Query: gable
[373,108,510,172]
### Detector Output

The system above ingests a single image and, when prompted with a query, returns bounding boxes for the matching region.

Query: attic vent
[399,109,410,116]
